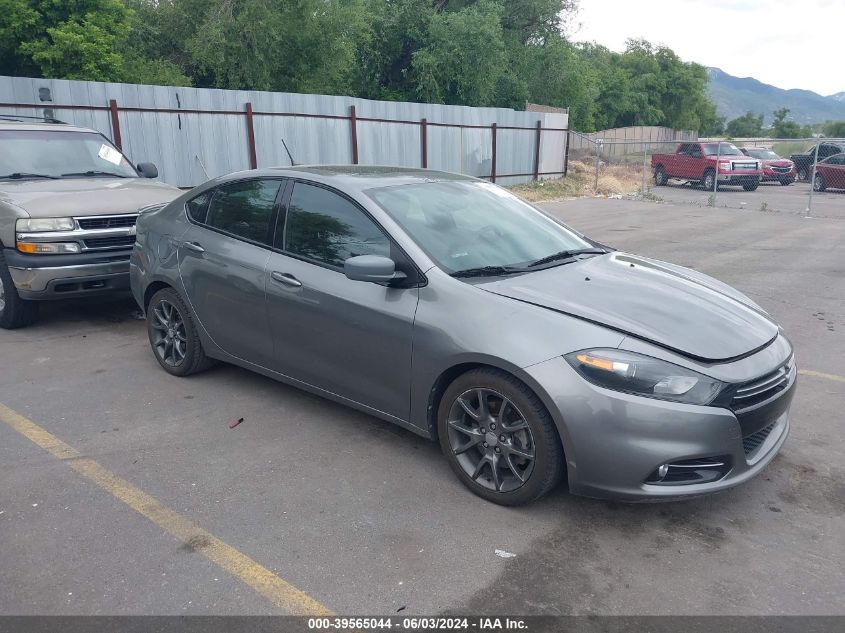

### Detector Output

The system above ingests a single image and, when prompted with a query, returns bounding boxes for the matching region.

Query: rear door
[827,155,845,188]
[177,178,284,367]
[263,180,420,421]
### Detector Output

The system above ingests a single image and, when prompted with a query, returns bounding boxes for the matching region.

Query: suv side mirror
[344,255,407,284]
[136,162,158,179]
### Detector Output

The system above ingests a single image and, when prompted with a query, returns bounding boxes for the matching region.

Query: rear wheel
[702,169,716,191]
[147,287,214,376]
[0,249,38,329]
[813,173,827,192]
[653,165,668,186]
[797,166,809,181]
[438,368,564,506]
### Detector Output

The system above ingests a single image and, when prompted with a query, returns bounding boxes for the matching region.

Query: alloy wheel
[149,300,188,367]
[446,388,535,493]
[0,274,5,313]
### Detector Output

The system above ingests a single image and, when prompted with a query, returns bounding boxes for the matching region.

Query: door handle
[271,271,302,288]
[182,241,205,253]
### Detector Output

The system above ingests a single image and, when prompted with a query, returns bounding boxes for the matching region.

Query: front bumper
[524,352,795,501]
[4,248,132,300]
[717,173,762,185]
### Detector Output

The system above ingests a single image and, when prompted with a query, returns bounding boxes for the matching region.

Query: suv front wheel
[0,250,38,329]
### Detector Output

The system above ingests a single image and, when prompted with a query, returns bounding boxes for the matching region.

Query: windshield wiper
[450,265,527,278]
[61,170,128,178]
[527,248,608,268]
[0,172,59,180]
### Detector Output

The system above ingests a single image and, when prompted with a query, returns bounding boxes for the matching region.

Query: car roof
[0,119,99,134]
[218,165,477,193]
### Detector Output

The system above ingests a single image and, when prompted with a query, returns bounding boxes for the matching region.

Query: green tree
[725,111,764,138]
[771,107,804,139]
[822,120,845,138]
[1,0,132,81]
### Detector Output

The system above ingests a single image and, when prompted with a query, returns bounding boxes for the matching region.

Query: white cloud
[572,0,844,96]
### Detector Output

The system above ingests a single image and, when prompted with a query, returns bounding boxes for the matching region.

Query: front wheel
[0,250,38,329]
[702,169,716,191]
[147,287,214,376]
[797,166,809,181]
[653,165,668,186]
[438,368,564,505]
[813,173,826,192]
[743,181,759,192]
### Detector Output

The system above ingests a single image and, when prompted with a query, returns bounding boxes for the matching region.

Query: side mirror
[344,255,407,284]
[136,162,159,179]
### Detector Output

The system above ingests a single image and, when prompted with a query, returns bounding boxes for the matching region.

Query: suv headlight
[16,217,76,232]
[564,349,724,406]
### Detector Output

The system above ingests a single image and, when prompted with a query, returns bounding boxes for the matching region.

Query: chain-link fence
[566,134,845,218]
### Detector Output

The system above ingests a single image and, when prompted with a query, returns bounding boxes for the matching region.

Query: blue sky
[573,0,843,96]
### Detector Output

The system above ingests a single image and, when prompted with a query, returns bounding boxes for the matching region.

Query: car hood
[762,159,793,167]
[0,178,180,217]
[478,252,778,363]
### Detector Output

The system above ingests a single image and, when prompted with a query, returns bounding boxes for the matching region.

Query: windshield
[702,142,744,157]
[0,129,138,179]
[366,180,593,273]
[746,149,780,160]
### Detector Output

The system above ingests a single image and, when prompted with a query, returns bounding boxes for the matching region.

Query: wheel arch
[425,358,566,455]
[144,280,175,310]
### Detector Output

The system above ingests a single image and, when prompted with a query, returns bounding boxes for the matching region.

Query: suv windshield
[702,142,744,156]
[366,180,594,274]
[0,129,138,179]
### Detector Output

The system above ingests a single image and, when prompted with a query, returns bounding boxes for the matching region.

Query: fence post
[108,99,122,150]
[642,147,647,195]
[806,141,820,218]
[420,118,428,169]
[711,141,721,207]
[244,102,257,170]
[349,105,359,165]
[533,120,542,181]
[563,130,570,177]
[490,122,497,183]
[594,139,602,191]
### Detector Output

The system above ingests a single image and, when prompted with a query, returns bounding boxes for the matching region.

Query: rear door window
[203,179,282,245]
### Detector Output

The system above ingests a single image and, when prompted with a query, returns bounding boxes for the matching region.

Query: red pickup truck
[652,142,762,191]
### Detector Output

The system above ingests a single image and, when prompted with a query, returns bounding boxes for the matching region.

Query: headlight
[16,217,75,232]
[16,241,81,254]
[564,349,724,406]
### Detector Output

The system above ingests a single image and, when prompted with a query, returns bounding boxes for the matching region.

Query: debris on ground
[495,549,516,559]
[228,417,244,429]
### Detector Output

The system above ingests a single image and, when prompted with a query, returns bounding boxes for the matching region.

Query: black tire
[437,367,565,506]
[0,249,39,329]
[797,166,809,182]
[147,287,214,376]
[743,181,759,192]
[653,165,668,186]
[702,169,716,191]
[813,173,826,192]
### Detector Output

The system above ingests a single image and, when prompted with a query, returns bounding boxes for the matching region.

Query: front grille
[743,422,776,456]
[731,358,794,411]
[76,215,138,230]
[83,236,136,249]
[732,161,759,171]
[771,166,791,174]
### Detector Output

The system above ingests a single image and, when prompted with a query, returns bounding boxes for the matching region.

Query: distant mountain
[707,68,845,125]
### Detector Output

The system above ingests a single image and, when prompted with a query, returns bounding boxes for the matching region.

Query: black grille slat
[83,236,137,249]
[742,422,776,455]
[77,215,137,230]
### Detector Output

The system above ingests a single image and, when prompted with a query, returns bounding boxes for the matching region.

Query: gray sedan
[130,166,796,505]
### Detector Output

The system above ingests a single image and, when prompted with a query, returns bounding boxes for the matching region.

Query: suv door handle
[271,271,302,287]
[182,241,205,253]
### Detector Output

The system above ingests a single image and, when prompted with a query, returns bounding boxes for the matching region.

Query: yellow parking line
[798,369,845,384]
[0,402,332,616]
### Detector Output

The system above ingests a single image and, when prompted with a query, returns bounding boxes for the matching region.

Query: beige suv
[0,117,180,328]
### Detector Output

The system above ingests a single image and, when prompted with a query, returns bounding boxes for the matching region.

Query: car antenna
[281,138,298,166]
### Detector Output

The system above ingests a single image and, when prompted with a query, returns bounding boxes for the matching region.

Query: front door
[264,181,419,421]
[177,178,284,367]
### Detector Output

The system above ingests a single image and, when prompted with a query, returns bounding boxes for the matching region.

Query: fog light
[656,463,669,480]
